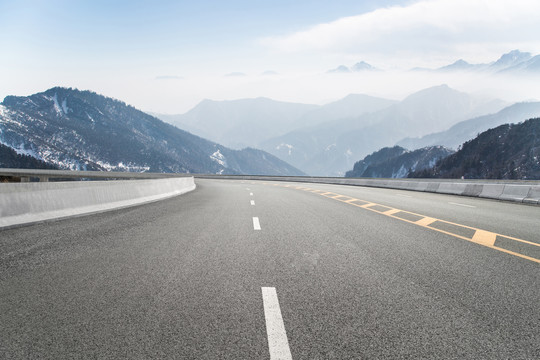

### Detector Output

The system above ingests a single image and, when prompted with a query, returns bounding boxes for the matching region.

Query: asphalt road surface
[1,179,539,359]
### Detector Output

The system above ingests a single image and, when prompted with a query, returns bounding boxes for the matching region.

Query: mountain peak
[327,65,351,73]
[492,49,532,68]
[351,61,377,71]
[402,84,457,101]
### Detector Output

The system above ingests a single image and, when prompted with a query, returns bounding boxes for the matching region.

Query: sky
[1,0,540,113]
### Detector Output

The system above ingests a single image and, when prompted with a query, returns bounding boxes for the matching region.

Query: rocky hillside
[409,118,540,179]
[346,146,454,178]
[0,143,57,170]
[0,87,304,175]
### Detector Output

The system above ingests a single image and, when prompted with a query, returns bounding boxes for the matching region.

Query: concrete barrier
[524,186,540,205]
[0,177,195,229]
[498,184,532,203]
[478,184,505,200]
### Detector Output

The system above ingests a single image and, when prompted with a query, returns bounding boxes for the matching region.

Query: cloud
[155,75,183,80]
[262,0,540,68]
[224,72,247,77]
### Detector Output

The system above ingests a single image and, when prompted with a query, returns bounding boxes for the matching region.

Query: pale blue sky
[1,0,539,113]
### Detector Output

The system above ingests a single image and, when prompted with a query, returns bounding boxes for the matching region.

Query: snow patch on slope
[276,143,294,155]
[52,93,63,115]
[210,149,227,167]
[61,98,70,114]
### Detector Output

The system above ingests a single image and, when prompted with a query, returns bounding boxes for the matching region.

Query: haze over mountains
[155,94,395,150]
[0,88,304,176]
[264,85,509,176]
[397,101,540,151]
[156,84,510,176]
[2,50,539,178]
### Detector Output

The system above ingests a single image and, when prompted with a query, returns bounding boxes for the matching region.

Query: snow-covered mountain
[329,50,540,74]
[397,101,540,151]
[433,50,540,74]
[261,85,506,176]
[0,87,304,175]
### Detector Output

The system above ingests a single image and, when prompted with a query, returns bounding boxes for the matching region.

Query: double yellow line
[269,183,540,264]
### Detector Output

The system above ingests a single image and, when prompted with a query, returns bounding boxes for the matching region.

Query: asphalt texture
[1,179,539,359]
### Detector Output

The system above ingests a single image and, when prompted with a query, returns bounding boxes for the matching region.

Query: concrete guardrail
[0,168,538,230]
[0,177,195,229]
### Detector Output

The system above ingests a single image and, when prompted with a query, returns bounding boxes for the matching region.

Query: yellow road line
[271,183,539,264]
[416,217,437,227]
[383,209,401,216]
[472,230,497,247]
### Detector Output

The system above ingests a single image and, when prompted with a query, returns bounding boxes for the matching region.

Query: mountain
[409,118,540,180]
[500,55,540,73]
[261,85,506,176]
[154,98,319,149]
[328,50,540,75]
[155,93,395,152]
[328,61,379,73]
[351,61,378,71]
[437,59,484,72]
[345,146,454,178]
[432,50,540,74]
[0,87,304,175]
[490,50,532,70]
[397,102,540,150]
[345,146,407,177]
[328,65,352,73]
[294,94,397,129]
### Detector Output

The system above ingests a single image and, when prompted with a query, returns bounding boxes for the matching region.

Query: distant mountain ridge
[409,118,540,180]
[431,50,540,74]
[397,101,540,150]
[154,94,396,150]
[155,97,319,149]
[345,146,454,178]
[328,61,379,73]
[328,50,540,74]
[261,85,506,176]
[0,87,304,175]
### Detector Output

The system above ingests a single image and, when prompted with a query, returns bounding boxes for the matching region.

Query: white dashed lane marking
[251,200,255,206]
[449,202,476,208]
[261,287,293,360]
[253,217,261,230]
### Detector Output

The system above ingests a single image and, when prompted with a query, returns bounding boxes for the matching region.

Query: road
[1,179,539,359]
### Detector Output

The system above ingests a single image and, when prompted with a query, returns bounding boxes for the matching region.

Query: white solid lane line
[261,287,293,360]
[396,194,413,198]
[251,200,255,206]
[448,202,476,208]
[253,217,261,230]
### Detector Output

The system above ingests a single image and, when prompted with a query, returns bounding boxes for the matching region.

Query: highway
[1,179,539,359]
